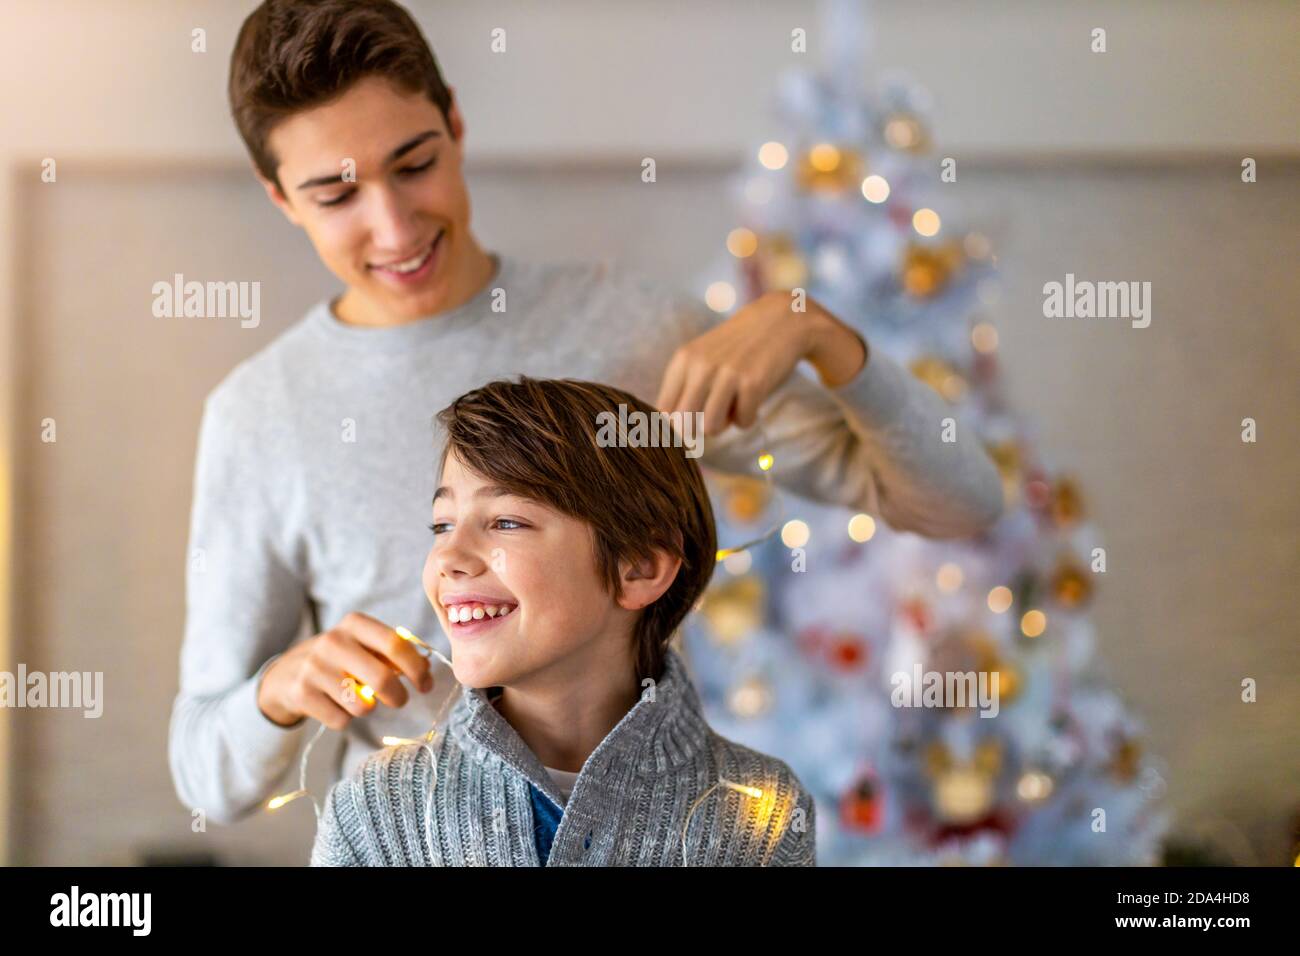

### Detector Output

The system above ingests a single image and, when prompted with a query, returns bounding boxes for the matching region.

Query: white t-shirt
[544,765,580,805]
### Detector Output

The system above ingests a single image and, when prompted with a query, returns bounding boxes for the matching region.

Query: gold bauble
[756,232,809,290]
[1051,477,1085,527]
[985,441,1022,510]
[1111,738,1141,783]
[724,475,771,524]
[969,633,1021,705]
[908,355,967,403]
[986,441,1021,481]
[900,241,964,298]
[1051,557,1094,608]
[699,576,764,645]
[883,113,930,153]
[767,253,808,290]
[794,143,865,193]
[984,660,1020,703]
[933,768,994,824]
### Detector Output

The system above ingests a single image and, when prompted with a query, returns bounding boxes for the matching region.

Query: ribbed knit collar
[447,648,712,809]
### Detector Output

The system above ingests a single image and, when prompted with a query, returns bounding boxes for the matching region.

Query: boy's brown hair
[229,0,453,192]
[435,377,717,684]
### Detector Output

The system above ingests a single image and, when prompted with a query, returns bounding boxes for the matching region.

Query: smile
[447,601,516,623]
[443,599,517,639]
[369,229,445,281]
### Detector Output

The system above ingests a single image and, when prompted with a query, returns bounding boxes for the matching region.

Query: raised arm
[657,289,1004,538]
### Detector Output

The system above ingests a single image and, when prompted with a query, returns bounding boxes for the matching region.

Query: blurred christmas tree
[681,0,1169,865]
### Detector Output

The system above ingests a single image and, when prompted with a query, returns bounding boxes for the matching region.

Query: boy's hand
[257,611,435,731]
[656,291,868,436]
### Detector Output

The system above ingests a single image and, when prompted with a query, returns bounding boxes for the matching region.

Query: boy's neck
[491,652,644,775]
[332,238,497,328]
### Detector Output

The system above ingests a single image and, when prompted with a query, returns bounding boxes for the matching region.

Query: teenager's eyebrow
[295,130,443,190]
[432,484,526,505]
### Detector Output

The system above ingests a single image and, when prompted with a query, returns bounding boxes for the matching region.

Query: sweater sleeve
[167,385,310,825]
[672,292,1004,539]
[310,780,367,866]
[770,786,817,867]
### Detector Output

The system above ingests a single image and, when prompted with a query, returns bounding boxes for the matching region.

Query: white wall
[3,0,1298,160]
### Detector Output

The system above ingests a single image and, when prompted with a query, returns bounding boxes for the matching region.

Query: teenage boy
[169,0,1003,825]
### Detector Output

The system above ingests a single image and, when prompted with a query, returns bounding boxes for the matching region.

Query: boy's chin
[449,654,513,691]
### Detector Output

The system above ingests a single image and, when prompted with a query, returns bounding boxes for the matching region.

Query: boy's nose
[367,189,423,252]
[435,540,490,577]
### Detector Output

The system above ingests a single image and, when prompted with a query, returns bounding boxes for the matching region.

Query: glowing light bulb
[1021,609,1047,638]
[971,322,999,354]
[723,780,764,799]
[936,562,964,592]
[758,452,774,471]
[913,208,941,237]
[780,519,810,549]
[847,513,876,543]
[722,550,752,575]
[758,141,788,170]
[987,585,1013,613]
[267,789,308,811]
[727,227,759,258]
[808,143,840,172]
[861,175,890,203]
[705,281,737,313]
[1017,771,1054,802]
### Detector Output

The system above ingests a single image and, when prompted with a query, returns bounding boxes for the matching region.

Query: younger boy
[310,376,815,865]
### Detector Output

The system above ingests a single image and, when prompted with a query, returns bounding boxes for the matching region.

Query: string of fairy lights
[267,435,788,864]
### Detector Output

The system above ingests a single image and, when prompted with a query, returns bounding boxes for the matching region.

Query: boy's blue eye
[428,518,524,534]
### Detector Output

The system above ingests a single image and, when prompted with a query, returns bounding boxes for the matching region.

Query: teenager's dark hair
[435,377,718,685]
[229,0,453,192]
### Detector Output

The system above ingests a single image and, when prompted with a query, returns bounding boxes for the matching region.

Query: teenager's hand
[656,291,869,436]
[256,611,435,731]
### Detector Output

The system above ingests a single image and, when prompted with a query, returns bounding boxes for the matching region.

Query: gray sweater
[169,251,1003,826]
[309,648,816,866]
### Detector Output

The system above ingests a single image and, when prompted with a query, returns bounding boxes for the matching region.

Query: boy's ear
[256,168,303,228]
[446,84,466,143]
[616,547,682,611]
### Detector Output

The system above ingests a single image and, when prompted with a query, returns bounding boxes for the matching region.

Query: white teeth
[377,232,440,273]
[388,249,428,273]
[448,601,515,624]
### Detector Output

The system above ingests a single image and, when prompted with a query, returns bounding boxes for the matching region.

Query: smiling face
[423,451,643,690]
[259,74,490,325]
